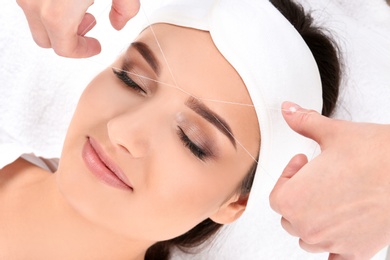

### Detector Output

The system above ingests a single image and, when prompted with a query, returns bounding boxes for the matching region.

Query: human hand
[270,101,390,259]
[17,0,140,58]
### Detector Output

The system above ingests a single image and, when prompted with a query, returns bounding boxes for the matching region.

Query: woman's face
[57,24,259,243]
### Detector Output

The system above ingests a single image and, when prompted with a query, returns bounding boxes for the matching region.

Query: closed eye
[177,127,209,161]
[113,67,147,95]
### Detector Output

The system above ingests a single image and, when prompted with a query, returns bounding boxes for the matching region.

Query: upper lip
[89,137,133,190]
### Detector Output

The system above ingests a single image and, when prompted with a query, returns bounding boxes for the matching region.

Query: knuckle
[30,30,51,48]
[53,46,73,57]
[33,37,51,48]
[299,225,323,245]
[269,197,280,214]
[41,9,62,28]
[268,189,278,206]
[270,190,295,218]
[269,190,283,212]
[294,109,316,132]
[280,195,294,216]
[49,34,78,58]
[40,4,73,29]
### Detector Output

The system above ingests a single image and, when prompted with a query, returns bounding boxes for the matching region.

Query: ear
[210,193,249,224]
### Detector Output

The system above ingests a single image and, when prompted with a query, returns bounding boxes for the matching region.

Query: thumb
[270,154,308,214]
[110,0,141,30]
[281,101,335,146]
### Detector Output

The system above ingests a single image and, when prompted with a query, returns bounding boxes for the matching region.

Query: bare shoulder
[0,157,51,191]
[0,158,55,259]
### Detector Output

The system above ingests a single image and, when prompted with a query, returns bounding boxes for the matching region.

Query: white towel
[0,0,389,259]
[300,0,390,125]
[0,0,151,158]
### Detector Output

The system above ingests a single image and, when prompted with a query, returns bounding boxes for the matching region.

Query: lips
[82,137,133,191]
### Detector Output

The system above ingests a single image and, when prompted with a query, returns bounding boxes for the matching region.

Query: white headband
[144,0,322,217]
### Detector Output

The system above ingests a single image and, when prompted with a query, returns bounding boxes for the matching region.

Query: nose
[107,104,165,158]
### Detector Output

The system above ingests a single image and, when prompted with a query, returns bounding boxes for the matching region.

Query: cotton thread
[81,3,321,181]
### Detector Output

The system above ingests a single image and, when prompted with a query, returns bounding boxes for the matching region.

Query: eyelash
[114,67,209,161]
[113,68,147,95]
[177,127,208,161]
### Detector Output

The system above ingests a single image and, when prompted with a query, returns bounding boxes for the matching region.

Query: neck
[0,159,150,259]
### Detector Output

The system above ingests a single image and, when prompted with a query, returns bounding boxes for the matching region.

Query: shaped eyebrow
[130,42,236,149]
[185,97,236,149]
[131,41,160,75]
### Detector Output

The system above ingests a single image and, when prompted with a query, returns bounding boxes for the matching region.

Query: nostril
[107,118,149,159]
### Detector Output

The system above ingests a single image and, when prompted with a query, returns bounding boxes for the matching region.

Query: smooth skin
[0,24,259,259]
[18,0,390,257]
[16,0,141,57]
[270,101,390,259]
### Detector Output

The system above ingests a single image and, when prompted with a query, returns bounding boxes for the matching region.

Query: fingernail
[282,101,301,115]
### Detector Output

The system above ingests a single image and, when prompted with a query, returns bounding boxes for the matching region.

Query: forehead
[135,23,251,104]
[132,23,260,159]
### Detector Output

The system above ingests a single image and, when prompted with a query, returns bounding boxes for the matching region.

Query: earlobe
[210,194,249,224]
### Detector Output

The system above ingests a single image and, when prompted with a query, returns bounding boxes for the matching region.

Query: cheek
[72,70,145,125]
[129,150,243,240]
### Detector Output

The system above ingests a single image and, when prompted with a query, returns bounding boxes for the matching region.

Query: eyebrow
[131,41,160,75]
[185,97,236,149]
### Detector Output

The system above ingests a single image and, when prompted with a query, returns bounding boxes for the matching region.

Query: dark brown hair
[145,0,341,258]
